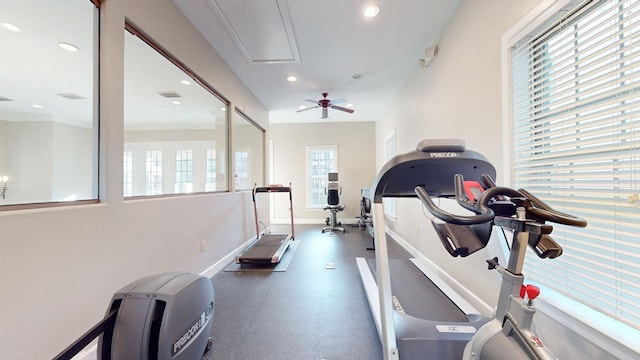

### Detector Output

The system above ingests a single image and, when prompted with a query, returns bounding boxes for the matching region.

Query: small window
[306,146,338,208]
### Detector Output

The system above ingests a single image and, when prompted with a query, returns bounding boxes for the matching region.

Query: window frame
[503,0,640,353]
[306,145,338,209]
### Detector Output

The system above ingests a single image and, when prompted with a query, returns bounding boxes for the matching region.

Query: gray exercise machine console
[358,138,587,360]
[54,272,214,360]
[357,139,495,359]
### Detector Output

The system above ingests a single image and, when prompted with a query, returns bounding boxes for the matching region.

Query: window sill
[535,285,640,359]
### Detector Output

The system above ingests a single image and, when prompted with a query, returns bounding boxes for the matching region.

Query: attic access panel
[208,0,300,63]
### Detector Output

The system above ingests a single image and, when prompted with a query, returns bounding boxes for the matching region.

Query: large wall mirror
[232,110,264,191]
[0,0,99,207]
[123,26,229,197]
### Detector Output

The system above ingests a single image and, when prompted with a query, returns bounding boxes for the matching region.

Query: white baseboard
[70,344,97,360]
[271,218,359,225]
[199,235,256,278]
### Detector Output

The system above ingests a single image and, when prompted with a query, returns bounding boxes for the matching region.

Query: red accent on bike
[463,181,484,202]
[526,284,541,300]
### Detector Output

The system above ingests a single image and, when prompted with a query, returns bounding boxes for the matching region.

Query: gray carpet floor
[203,224,389,360]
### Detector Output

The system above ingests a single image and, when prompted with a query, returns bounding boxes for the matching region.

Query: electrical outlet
[200,241,206,252]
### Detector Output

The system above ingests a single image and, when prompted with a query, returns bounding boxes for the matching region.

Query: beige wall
[269,121,376,223]
[376,0,539,311]
[376,0,636,358]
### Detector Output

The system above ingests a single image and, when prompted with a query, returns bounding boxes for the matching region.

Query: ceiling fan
[296,92,355,119]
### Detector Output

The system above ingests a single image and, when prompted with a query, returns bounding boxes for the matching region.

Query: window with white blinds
[306,146,338,208]
[511,0,640,330]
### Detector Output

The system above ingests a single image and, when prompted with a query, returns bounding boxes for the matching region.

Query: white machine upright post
[372,202,399,360]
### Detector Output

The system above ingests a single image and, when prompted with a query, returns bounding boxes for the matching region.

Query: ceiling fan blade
[296,105,319,113]
[330,105,355,113]
[329,98,346,105]
[303,99,320,104]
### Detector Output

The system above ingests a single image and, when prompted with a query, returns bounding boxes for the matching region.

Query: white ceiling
[173,0,463,123]
[0,1,462,128]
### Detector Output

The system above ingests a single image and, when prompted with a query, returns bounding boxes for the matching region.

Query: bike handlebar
[517,188,587,227]
[415,185,495,225]
[415,174,587,228]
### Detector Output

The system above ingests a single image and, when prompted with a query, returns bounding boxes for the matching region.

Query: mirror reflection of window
[232,110,264,191]
[123,27,229,197]
[175,149,193,193]
[0,0,99,207]
[205,149,217,191]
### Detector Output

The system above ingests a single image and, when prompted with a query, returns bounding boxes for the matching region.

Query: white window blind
[511,0,640,330]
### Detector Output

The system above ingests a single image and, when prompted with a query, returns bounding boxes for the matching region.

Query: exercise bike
[416,174,587,359]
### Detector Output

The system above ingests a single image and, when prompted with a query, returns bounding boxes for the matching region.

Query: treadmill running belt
[368,258,468,322]
[239,234,289,262]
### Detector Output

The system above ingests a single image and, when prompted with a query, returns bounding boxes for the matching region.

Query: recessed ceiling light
[1,23,20,32]
[299,105,307,110]
[172,100,181,105]
[180,80,191,85]
[31,104,44,109]
[287,75,297,82]
[347,103,354,108]
[364,4,380,18]
[220,107,226,112]
[59,42,79,52]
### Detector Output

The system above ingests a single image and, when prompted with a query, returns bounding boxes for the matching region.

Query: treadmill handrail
[252,183,295,240]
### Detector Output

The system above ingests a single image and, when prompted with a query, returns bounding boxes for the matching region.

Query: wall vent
[157,91,182,98]
[57,93,85,100]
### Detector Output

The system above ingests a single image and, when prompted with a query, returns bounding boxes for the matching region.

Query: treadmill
[356,139,494,359]
[236,184,295,265]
